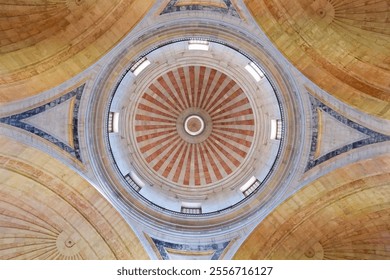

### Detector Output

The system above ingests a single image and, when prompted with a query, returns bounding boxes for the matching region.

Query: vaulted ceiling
[0,0,154,102]
[0,0,389,260]
[245,0,390,118]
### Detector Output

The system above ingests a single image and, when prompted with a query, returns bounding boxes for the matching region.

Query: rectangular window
[270,119,282,140]
[188,39,209,51]
[181,202,202,214]
[240,176,261,197]
[181,206,202,214]
[245,62,264,82]
[130,57,150,76]
[124,173,142,192]
[108,112,119,133]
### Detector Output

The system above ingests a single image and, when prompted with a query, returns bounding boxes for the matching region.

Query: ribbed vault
[234,155,390,260]
[134,66,254,186]
[0,136,148,260]
[0,0,154,102]
[245,0,390,118]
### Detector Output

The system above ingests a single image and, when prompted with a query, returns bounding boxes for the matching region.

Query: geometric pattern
[134,66,254,186]
[0,84,84,161]
[315,108,367,158]
[150,237,231,260]
[0,152,147,260]
[306,96,390,171]
[160,0,240,18]
[234,157,390,259]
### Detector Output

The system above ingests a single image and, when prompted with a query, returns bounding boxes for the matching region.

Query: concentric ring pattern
[134,66,255,186]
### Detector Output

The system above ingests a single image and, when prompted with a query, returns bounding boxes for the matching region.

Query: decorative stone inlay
[306,95,390,171]
[0,84,84,161]
[150,237,231,260]
[160,0,240,18]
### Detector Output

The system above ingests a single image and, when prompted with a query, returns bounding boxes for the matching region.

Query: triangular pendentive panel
[22,96,76,148]
[315,108,368,158]
[150,237,231,260]
[0,84,84,161]
[160,0,240,18]
[306,96,390,171]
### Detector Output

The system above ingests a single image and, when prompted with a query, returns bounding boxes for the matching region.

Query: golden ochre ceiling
[245,0,390,118]
[0,136,148,260]
[234,155,390,260]
[0,0,389,260]
[0,0,154,102]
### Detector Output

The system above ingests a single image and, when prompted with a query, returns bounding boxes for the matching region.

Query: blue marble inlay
[151,237,230,260]
[0,84,85,161]
[160,0,240,18]
[306,96,390,171]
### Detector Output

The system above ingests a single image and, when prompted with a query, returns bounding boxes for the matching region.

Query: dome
[105,39,286,214]
[133,65,255,187]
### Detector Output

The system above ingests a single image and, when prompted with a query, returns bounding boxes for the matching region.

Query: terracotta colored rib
[135,124,175,131]
[162,141,186,178]
[213,130,252,147]
[136,129,176,143]
[135,114,175,123]
[142,92,177,115]
[149,84,182,114]
[137,103,176,119]
[199,68,218,109]
[205,140,232,175]
[140,133,178,153]
[189,66,195,107]
[210,98,250,118]
[177,67,192,109]
[213,126,254,136]
[193,144,201,186]
[183,143,193,185]
[195,66,206,109]
[202,142,223,180]
[212,108,253,121]
[145,136,180,163]
[201,72,227,110]
[157,76,185,111]
[213,119,255,126]
[205,79,236,112]
[207,137,241,167]
[208,88,243,115]
[167,71,187,110]
[172,143,189,183]
[152,138,182,172]
[210,134,247,158]
[198,143,212,184]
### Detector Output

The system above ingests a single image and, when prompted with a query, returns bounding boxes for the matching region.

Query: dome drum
[108,39,282,214]
[86,22,304,232]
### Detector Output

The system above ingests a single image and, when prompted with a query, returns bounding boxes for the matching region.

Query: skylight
[240,176,261,197]
[270,119,282,140]
[181,202,202,214]
[188,39,209,51]
[129,171,145,188]
[131,57,151,76]
[245,62,264,82]
[108,112,119,133]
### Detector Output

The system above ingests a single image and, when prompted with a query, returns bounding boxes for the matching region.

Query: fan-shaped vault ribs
[134,66,255,186]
